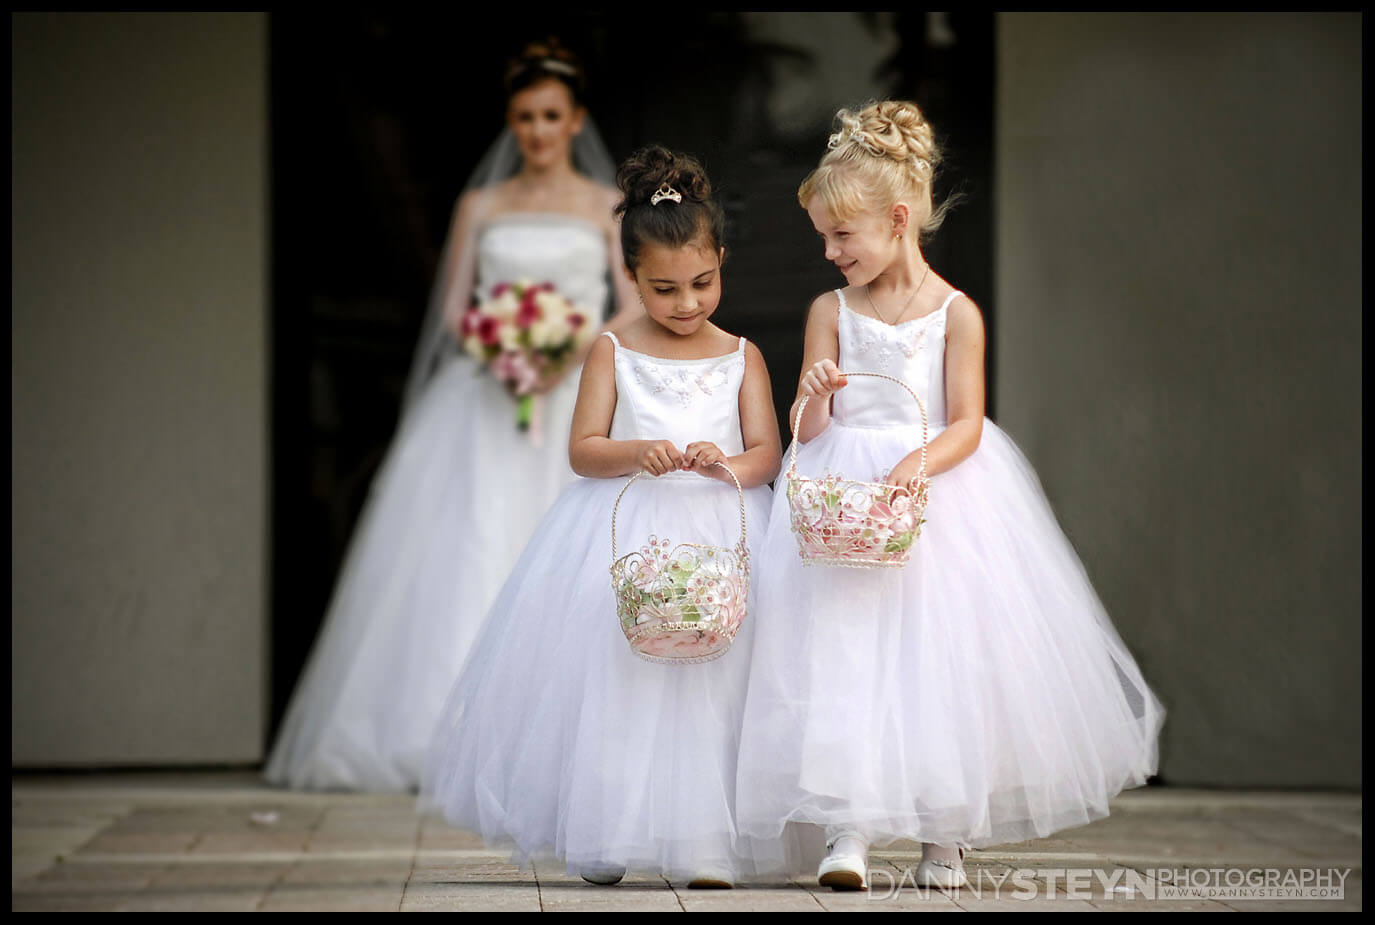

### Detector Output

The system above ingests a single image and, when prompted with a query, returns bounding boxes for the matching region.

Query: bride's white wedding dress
[265,213,610,792]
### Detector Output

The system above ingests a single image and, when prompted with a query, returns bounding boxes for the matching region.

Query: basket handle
[611,460,746,560]
[788,371,929,491]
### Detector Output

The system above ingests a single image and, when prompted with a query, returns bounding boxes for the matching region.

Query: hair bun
[613,145,726,271]
[829,101,939,175]
[615,144,712,211]
[504,37,586,100]
[800,99,956,241]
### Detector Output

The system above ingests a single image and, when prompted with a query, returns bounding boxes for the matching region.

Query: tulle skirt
[736,419,1165,872]
[421,471,772,880]
[264,355,582,792]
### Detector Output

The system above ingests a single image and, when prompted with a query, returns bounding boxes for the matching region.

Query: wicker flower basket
[610,462,749,664]
[786,372,931,568]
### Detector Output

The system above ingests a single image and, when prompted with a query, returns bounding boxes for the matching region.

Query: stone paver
[11,772,1361,911]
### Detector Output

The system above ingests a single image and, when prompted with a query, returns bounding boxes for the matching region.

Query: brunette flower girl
[421,145,781,887]
[735,101,1165,891]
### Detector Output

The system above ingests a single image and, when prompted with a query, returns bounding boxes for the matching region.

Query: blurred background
[12,12,1361,789]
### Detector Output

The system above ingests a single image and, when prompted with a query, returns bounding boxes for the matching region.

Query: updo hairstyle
[614,145,726,272]
[798,100,954,240]
[504,37,586,104]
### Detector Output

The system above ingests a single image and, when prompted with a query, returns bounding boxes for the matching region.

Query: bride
[266,38,639,792]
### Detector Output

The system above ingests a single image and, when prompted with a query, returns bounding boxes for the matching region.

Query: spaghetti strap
[601,330,621,347]
[737,336,747,354]
[835,289,849,317]
[938,290,963,314]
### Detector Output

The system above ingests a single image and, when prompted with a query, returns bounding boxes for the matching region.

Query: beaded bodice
[832,289,961,429]
[604,333,747,463]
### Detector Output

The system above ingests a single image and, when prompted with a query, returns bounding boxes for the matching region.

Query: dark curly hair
[614,145,725,272]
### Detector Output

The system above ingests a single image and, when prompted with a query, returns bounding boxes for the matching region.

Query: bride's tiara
[538,59,578,77]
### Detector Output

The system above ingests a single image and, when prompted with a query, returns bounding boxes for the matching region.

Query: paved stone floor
[11,772,1361,911]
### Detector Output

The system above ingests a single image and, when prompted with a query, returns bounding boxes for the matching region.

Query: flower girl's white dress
[266,215,610,792]
[422,332,771,880]
[736,290,1165,869]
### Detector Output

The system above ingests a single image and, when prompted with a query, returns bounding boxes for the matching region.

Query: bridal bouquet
[460,279,596,430]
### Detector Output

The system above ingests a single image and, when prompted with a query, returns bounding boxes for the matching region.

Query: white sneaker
[817,831,869,891]
[916,845,968,889]
[579,864,626,885]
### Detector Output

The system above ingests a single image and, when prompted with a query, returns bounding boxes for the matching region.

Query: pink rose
[515,295,542,330]
[476,315,501,346]
[491,349,540,395]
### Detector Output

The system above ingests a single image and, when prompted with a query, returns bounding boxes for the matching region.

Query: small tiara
[650,183,682,206]
[538,59,578,77]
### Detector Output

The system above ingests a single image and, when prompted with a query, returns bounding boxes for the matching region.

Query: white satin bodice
[832,289,961,430]
[604,333,748,468]
[475,213,610,321]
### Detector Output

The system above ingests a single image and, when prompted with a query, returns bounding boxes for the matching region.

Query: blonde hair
[798,100,953,240]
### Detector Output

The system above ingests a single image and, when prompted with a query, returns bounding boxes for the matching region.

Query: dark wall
[268,12,994,738]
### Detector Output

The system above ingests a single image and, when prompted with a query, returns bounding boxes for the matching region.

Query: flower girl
[736,101,1165,891]
[422,145,781,887]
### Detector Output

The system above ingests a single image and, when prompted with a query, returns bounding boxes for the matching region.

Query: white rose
[497,319,523,351]
[533,290,565,317]
[489,290,520,320]
[530,316,572,349]
[528,319,558,350]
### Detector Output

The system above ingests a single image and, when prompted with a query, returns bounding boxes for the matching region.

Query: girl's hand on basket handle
[886,454,930,491]
[800,359,847,398]
[683,442,727,480]
[638,440,684,477]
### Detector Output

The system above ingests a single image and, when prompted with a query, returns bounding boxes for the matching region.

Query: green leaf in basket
[666,565,693,589]
[884,531,915,554]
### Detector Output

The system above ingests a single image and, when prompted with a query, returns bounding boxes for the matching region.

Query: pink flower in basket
[785,372,932,568]
[787,471,922,566]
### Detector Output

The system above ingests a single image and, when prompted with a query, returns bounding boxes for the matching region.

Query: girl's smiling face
[806,196,901,286]
[507,78,584,171]
[627,241,725,336]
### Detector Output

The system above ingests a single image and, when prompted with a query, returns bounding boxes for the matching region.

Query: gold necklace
[866,263,930,325]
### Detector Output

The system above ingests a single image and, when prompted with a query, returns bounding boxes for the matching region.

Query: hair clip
[650,183,682,206]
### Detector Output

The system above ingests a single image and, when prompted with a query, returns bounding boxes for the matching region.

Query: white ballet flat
[579,865,626,885]
[817,833,869,891]
[916,848,968,890]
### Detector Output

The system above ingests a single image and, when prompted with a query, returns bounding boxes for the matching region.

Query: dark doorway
[268,11,994,744]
